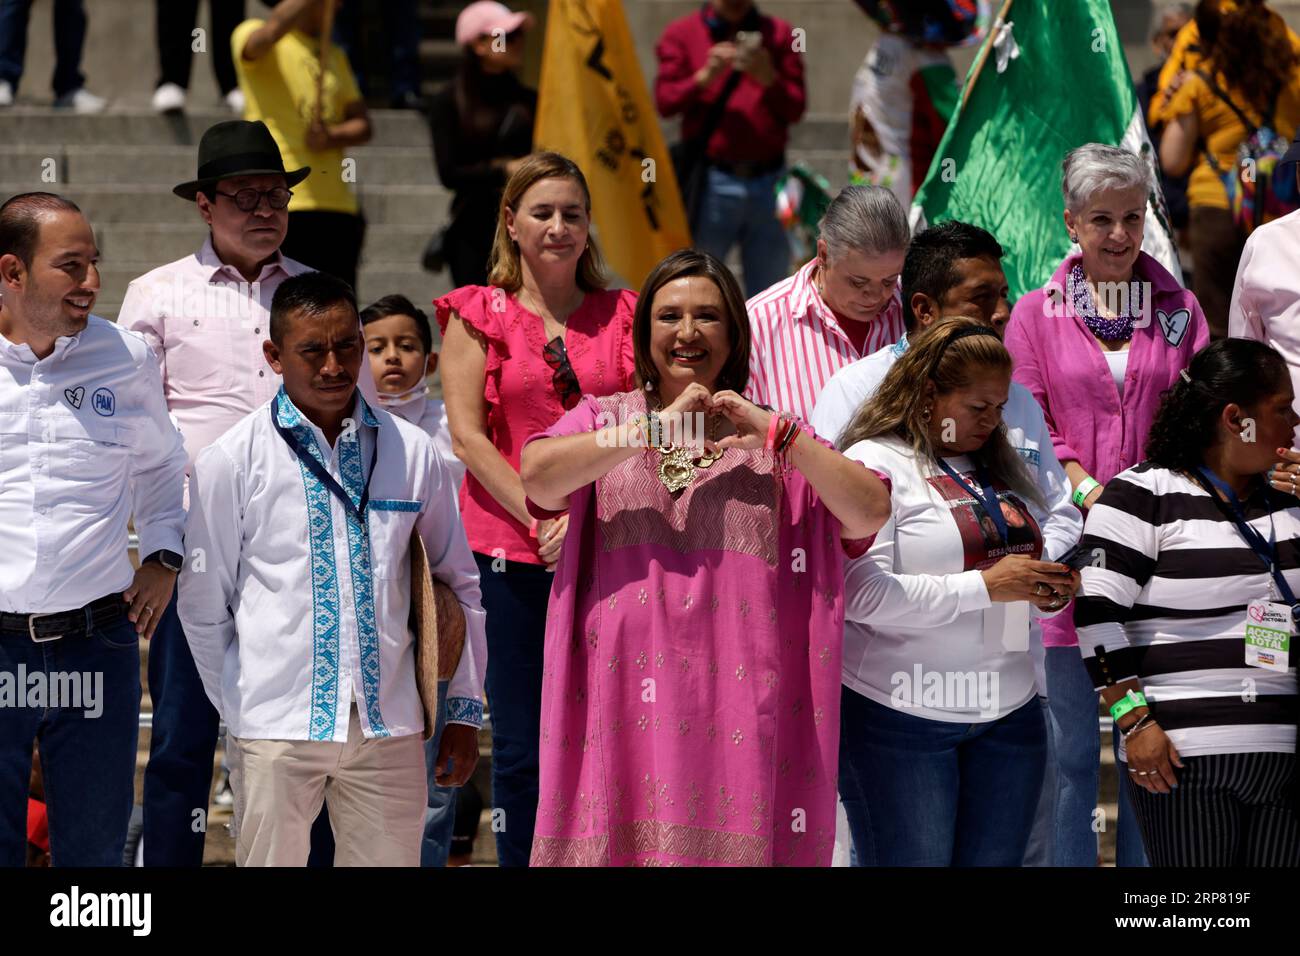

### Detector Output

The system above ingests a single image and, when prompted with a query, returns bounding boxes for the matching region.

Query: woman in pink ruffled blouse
[436,151,637,866]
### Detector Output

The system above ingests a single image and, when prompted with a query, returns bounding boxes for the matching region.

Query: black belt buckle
[27,612,65,643]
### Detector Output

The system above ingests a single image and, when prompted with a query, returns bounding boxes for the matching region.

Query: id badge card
[983,601,1030,654]
[1244,600,1292,673]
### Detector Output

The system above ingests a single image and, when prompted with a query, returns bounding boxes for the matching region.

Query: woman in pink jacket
[1004,143,1209,867]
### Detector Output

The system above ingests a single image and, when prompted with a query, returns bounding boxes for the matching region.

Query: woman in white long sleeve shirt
[835,318,1080,866]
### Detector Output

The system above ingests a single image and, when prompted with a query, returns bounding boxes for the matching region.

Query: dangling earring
[1068,231,1079,243]
[921,405,932,424]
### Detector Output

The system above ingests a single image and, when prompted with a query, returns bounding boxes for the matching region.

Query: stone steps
[0,144,439,187]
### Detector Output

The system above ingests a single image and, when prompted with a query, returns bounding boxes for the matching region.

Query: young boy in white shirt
[362,293,468,866]
[362,294,465,491]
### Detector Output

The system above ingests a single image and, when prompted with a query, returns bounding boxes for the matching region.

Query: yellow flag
[535,0,690,289]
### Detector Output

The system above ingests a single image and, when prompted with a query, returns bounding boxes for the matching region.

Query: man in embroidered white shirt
[178,272,487,866]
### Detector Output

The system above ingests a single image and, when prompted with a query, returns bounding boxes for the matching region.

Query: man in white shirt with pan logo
[0,192,187,866]
[179,271,487,866]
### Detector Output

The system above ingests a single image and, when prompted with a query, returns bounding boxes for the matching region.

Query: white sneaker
[53,87,106,113]
[0,81,12,107]
[151,82,186,114]
[225,87,245,115]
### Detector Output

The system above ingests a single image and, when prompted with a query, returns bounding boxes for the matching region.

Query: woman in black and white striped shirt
[1075,338,1300,866]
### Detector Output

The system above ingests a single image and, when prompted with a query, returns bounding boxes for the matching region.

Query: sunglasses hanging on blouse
[543,335,582,410]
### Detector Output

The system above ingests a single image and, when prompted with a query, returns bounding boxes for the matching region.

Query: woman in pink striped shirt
[746,185,910,423]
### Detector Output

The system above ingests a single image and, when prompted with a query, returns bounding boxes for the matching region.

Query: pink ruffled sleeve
[434,285,507,407]
[614,288,639,389]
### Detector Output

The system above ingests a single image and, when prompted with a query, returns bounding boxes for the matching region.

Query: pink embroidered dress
[524,390,847,866]
[434,285,637,563]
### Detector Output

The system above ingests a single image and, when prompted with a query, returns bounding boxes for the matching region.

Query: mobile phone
[734,31,761,52]
[1054,543,1099,571]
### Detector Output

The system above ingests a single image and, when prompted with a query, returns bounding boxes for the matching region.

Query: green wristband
[1109,689,1147,722]
[1072,476,1101,508]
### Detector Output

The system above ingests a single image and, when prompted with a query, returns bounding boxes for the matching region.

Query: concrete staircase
[0,109,451,319]
[0,108,850,321]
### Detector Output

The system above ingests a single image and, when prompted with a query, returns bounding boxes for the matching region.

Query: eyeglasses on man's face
[215,187,293,212]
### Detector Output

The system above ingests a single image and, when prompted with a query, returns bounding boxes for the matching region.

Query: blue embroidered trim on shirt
[445,696,484,726]
[370,498,421,512]
[275,388,341,741]
[890,333,910,357]
[340,427,390,738]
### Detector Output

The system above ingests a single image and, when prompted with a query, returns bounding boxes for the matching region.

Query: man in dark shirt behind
[655,0,805,297]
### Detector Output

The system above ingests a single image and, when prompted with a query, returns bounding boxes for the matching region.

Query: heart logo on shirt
[1156,308,1191,347]
[64,385,85,409]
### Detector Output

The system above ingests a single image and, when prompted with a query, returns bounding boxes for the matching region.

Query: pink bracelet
[529,518,541,539]
[765,412,783,451]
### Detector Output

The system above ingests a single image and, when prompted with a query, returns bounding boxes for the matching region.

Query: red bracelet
[765,412,783,451]
[529,518,541,539]
[778,419,801,454]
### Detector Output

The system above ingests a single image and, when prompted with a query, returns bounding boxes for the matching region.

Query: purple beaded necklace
[1067,263,1142,342]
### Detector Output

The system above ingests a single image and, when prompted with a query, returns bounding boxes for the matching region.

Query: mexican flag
[910,0,1182,302]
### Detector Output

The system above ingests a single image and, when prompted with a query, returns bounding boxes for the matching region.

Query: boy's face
[365,313,433,394]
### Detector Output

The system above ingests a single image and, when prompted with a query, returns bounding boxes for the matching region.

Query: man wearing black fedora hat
[117,118,321,867]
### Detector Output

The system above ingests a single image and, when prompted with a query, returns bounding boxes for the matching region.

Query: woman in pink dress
[437,151,637,866]
[520,250,891,866]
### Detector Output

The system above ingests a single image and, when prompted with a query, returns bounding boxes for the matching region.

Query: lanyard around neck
[1195,466,1297,609]
[937,457,1008,544]
[271,403,378,524]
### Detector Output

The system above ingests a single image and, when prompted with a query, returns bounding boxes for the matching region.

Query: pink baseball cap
[455,1,534,47]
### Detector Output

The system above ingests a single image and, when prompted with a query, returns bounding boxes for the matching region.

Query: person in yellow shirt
[1158,0,1300,337]
[232,0,372,290]
[1147,0,1300,129]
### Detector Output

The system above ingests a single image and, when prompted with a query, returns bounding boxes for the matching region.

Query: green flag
[910,0,1181,302]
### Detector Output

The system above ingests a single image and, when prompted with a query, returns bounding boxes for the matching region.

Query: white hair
[1151,2,1193,37]
[818,184,911,261]
[1061,143,1152,214]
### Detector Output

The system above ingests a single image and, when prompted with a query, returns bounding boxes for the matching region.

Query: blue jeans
[142,593,220,866]
[335,0,419,101]
[1044,646,1148,867]
[693,165,791,299]
[0,601,140,866]
[421,679,458,867]
[476,552,550,867]
[838,688,1046,866]
[1023,695,1057,866]
[0,0,87,96]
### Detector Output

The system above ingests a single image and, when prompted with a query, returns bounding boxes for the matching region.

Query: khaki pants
[227,705,425,866]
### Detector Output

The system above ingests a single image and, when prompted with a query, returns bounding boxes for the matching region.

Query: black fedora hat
[173,119,310,201]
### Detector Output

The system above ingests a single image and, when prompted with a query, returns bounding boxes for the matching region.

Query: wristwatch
[143,549,184,573]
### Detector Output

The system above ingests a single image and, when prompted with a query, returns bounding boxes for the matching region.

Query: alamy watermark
[593,406,710,449]
[890,665,1000,719]
[0,667,103,718]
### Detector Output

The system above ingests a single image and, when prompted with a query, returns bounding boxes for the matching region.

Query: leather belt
[0,594,129,643]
